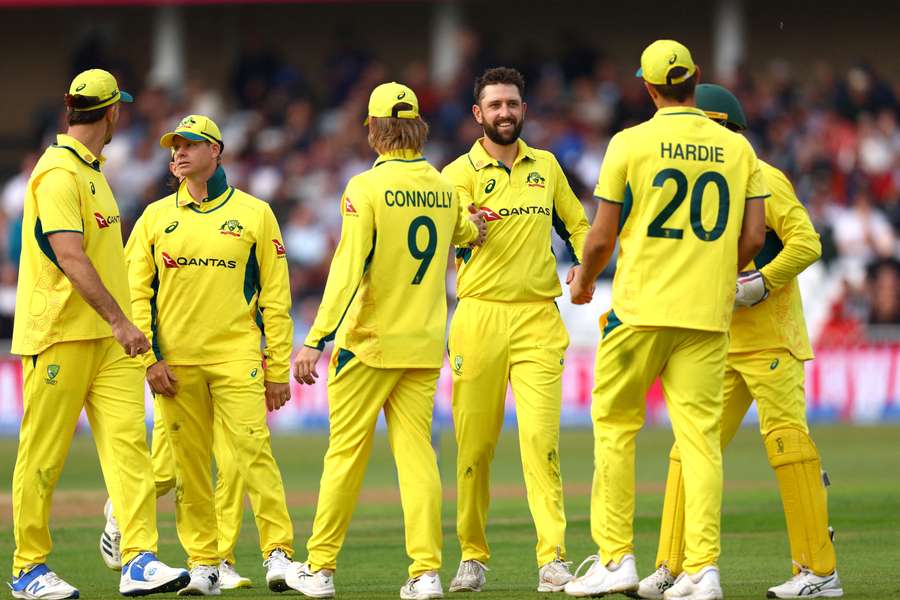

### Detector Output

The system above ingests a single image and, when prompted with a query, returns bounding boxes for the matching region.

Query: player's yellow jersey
[126,167,293,382]
[730,161,819,360]
[442,138,589,302]
[12,134,131,356]
[595,106,769,332]
[305,149,479,369]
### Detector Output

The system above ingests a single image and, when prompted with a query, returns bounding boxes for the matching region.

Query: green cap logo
[75,83,87,92]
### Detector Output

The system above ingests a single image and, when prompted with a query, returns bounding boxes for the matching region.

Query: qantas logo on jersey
[161,251,237,269]
[93,212,120,228]
[481,206,550,220]
[272,239,286,257]
[344,197,358,215]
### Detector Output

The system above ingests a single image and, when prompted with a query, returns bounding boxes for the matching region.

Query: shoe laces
[649,565,672,584]
[465,559,488,576]
[543,558,573,576]
[573,555,601,579]
[264,549,290,568]
[42,571,65,587]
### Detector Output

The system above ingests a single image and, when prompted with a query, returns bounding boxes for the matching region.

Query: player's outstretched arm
[571,200,620,305]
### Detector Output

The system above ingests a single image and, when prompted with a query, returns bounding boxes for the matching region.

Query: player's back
[599,106,767,332]
[336,153,467,369]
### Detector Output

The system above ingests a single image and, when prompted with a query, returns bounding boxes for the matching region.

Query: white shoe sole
[10,590,79,600]
[121,571,191,597]
[402,592,444,599]
[449,583,483,593]
[220,579,252,590]
[538,581,569,592]
[568,582,639,597]
[176,586,221,597]
[767,589,843,599]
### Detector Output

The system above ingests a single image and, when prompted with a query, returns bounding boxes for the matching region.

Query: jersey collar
[655,106,709,119]
[176,165,232,209]
[53,133,105,172]
[373,149,425,168]
[466,137,536,171]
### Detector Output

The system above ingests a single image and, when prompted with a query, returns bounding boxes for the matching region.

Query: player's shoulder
[529,146,563,168]
[142,194,177,218]
[759,160,797,199]
[440,152,474,178]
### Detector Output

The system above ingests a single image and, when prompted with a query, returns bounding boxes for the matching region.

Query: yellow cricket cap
[364,81,419,126]
[636,39,696,86]
[67,69,133,111]
[159,114,224,150]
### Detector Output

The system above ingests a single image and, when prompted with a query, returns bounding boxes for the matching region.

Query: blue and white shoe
[9,564,79,599]
[119,552,190,597]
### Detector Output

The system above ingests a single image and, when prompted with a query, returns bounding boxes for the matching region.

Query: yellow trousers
[449,298,569,567]
[155,360,293,567]
[591,320,727,573]
[12,338,157,575]
[306,350,442,578]
[150,398,259,565]
[655,349,837,576]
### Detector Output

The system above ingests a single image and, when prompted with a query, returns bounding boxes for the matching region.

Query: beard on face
[482,114,523,146]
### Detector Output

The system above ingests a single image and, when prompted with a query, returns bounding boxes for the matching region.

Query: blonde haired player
[287,82,486,600]
[636,84,841,600]
[100,156,264,591]
[9,69,189,599]
[565,40,767,600]
[441,66,590,594]
[125,114,295,595]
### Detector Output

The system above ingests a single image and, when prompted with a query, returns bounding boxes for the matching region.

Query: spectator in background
[867,258,900,325]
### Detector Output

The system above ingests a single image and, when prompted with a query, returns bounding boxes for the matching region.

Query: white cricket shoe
[218,561,251,590]
[100,498,122,570]
[264,548,291,592]
[9,565,79,599]
[564,554,639,597]
[400,572,443,599]
[538,557,574,592]
[448,560,488,593]
[177,565,220,596]
[663,566,722,600]
[284,562,335,598]
[631,565,676,599]
[766,569,843,598]
[120,551,191,596]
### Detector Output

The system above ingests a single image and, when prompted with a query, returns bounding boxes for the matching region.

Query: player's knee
[764,427,820,468]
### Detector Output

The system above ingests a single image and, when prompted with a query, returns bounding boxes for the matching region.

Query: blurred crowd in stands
[1,33,899,343]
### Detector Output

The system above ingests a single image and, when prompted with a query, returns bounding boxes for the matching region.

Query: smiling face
[170,137,220,179]
[474,83,526,146]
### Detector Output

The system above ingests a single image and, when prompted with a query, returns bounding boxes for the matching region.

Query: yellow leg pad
[764,428,836,575]
[654,444,686,575]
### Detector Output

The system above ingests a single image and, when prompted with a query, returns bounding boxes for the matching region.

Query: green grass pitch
[1,425,898,599]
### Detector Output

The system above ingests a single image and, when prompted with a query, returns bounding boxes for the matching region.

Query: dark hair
[474,67,525,104]
[64,94,111,125]
[648,68,698,102]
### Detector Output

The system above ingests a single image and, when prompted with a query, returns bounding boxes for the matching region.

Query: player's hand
[570,272,595,305]
[293,346,322,385]
[467,203,487,247]
[147,360,178,397]
[734,270,768,308]
[112,317,151,358]
[264,381,291,412]
[565,264,581,286]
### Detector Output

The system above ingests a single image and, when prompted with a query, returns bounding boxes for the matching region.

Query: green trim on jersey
[603,309,623,339]
[34,218,63,271]
[334,347,356,376]
[149,245,163,361]
[754,229,784,270]
[51,144,101,172]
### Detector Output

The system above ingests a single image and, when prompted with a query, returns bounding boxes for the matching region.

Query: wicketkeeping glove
[734,270,768,308]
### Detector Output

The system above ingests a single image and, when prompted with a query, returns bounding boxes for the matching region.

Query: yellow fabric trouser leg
[13,338,158,575]
[307,352,442,577]
[449,299,510,565]
[210,360,292,562]
[654,365,752,575]
[213,415,248,566]
[592,325,725,572]
[508,302,569,567]
[151,397,177,498]
[157,365,218,568]
[451,299,568,566]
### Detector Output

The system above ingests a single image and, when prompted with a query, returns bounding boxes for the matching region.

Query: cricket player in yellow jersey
[286,82,486,600]
[637,85,841,600]
[126,114,295,595]
[100,158,260,591]
[564,41,768,600]
[9,69,189,599]
[440,67,589,593]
